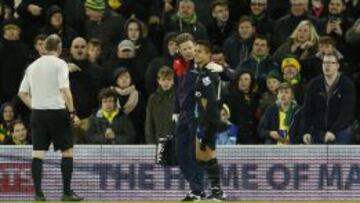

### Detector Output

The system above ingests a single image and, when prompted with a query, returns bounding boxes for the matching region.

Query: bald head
[71,37,88,60]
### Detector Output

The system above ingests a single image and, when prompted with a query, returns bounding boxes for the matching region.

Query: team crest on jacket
[202,77,211,86]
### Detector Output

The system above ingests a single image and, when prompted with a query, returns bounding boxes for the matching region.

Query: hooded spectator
[145,32,177,94]
[39,5,78,49]
[257,70,282,117]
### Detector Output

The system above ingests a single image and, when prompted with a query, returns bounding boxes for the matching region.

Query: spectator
[3,120,29,145]
[145,32,177,95]
[345,18,360,44]
[124,17,159,94]
[257,70,282,117]
[112,68,146,144]
[302,36,345,82]
[0,102,16,144]
[207,0,233,47]
[281,57,305,105]
[272,0,318,49]
[258,82,302,144]
[216,104,238,145]
[16,0,61,45]
[223,16,255,69]
[237,35,279,92]
[346,0,360,19]
[39,5,78,50]
[68,37,104,144]
[0,19,29,104]
[318,0,354,58]
[164,0,208,40]
[87,38,103,66]
[145,66,174,144]
[84,0,125,61]
[249,0,274,39]
[302,54,355,144]
[28,34,47,63]
[86,88,136,144]
[226,71,260,144]
[273,20,319,64]
[309,0,326,18]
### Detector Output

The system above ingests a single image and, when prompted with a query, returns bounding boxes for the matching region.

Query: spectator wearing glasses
[302,53,355,144]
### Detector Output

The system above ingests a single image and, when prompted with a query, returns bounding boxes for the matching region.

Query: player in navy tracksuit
[193,40,225,201]
[172,33,205,201]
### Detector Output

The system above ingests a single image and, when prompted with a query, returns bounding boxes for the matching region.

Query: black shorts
[197,122,217,151]
[30,109,73,151]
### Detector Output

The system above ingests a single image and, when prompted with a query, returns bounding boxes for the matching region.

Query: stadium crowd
[0,0,359,145]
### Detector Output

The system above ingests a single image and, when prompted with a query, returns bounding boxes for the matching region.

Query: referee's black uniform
[18,35,83,201]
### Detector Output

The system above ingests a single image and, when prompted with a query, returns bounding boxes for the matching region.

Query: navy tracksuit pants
[176,116,204,193]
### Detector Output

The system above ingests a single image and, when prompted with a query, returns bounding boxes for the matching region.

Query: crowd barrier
[1,145,360,201]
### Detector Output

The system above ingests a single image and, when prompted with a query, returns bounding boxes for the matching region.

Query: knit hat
[281,57,301,73]
[85,0,106,11]
[266,70,282,82]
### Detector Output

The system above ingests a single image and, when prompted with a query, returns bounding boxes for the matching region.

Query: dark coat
[272,13,318,49]
[145,88,174,144]
[258,103,302,144]
[226,90,260,144]
[86,110,136,144]
[69,59,104,119]
[223,34,254,69]
[164,13,208,40]
[236,55,279,92]
[118,91,146,144]
[0,38,29,103]
[302,73,355,135]
[206,18,233,47]
[272,39,318,64]
[39,5,78,49]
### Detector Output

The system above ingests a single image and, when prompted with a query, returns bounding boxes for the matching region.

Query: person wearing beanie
[257,69,282,117]
[281,57,305,105]
[258,82,302,144]
[216,104,238,145]
[0,18,29,104]
[84,0,125,61]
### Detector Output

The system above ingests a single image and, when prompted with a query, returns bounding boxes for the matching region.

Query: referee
[18,34,83,201]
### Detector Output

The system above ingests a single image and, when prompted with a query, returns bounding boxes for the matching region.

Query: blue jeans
[176,119,204,193]
[312,126,353,144]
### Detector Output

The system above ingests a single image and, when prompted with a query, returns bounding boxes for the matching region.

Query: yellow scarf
[102,109,119,123]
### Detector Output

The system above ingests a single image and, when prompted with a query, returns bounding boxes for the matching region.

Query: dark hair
[237,15,254,26]
[157,66,174,79]
[98,88,118,103]
[44,34,62,51]
[113,68,132,85]
[211,45,225,54]
[319,36,336,46]
[33,34,48,44]
[232,70,258,93]
[175,33,194,46]
[9,119,25,134]
[88,38,102,48]
[196,40,212,53]
[323,52,340,62]
[277,82,294,92]
[211,0,229,11]
[254,35,270,46]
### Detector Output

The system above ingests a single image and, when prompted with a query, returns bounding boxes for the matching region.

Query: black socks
[205,158,221,190]
[61,157,73,195]
[32,158,43,196]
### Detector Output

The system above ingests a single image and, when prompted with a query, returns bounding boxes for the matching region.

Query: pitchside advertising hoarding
[1,145,360,201]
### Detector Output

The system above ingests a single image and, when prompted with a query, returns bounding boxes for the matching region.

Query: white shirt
[19,55,69,109]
